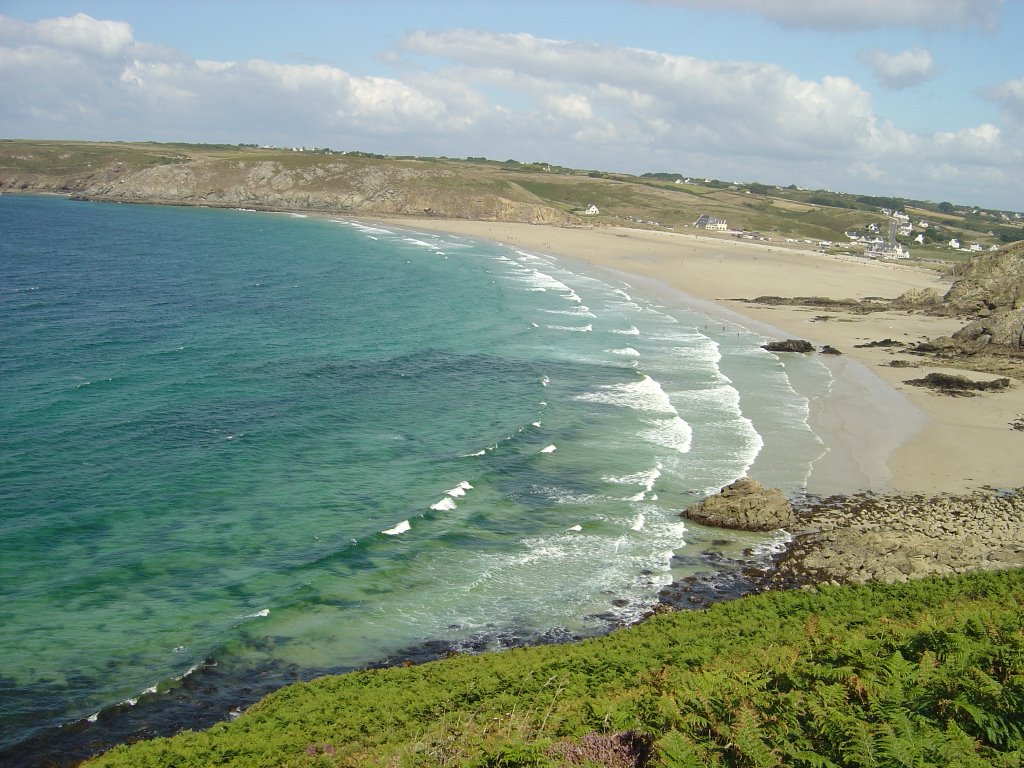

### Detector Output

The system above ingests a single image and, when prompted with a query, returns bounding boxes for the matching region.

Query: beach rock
[891,288,943,309]
[682,478,794,532]
[819,345,842,355]
[854,338,905,348]
[765,489,1024,588]
[942,244,1024,313]
[905,372,1012,395]
[951,308,1024,353]
[762,339,814,353]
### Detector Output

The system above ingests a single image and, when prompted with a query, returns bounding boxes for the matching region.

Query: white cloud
[0,15,1020,208]
[981,77,1024,128]
[0,14,470,144]
[860,48,938,89]
[639,0,1003,30]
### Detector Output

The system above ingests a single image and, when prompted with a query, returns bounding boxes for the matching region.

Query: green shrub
[87,569,1024,767]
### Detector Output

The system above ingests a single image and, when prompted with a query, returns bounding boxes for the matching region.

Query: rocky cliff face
[923,243,1024,354]
[7,154,582,226]
[943,243,1024,313]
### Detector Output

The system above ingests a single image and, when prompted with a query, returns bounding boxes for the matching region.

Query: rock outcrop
[943,244,1024,313]
[911,244,1024,355]
[4,152,583,227]
[768,490,1024,586]
[682,478,794,531]
[905,372,1012,395]
[761,339,814,353]
[890,287,943,309]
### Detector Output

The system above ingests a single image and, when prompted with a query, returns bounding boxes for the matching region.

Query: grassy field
[85,568,1024,767]
[3,140,1020,254]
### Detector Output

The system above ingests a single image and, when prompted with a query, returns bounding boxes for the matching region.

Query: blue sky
[1,0,1021,209]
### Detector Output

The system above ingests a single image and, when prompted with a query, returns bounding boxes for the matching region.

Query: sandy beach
[382,218,1023,495]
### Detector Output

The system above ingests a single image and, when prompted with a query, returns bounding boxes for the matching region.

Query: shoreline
[5,198,1021,767]
[374,216,1023,495]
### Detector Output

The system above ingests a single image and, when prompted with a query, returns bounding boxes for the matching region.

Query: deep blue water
[0,195,829,760]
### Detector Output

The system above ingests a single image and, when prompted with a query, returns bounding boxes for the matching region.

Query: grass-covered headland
[87,569,1024,767]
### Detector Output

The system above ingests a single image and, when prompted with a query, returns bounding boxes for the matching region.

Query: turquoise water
[0,195,829,756]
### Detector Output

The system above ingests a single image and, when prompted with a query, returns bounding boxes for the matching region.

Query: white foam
[518,268,573,294]
[640,416,693,454]
[531,421,541,428]
[382,520,411,535]
[539,445,557,454]
[245,608,270,618]
[604,464,662,492]
[609,347,640,357]
[431,497,458,511]
[630,514,646,531]
[575,374,675,413]
[445,481,473,498]
[540,375,550,387]
[546,324,592,332]
[567,524,583,532]
[611,325,640,336]
[347,222,395,235]
[543,306,595,317]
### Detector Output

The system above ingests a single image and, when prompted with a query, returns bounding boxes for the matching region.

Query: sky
[1,0,1021,210]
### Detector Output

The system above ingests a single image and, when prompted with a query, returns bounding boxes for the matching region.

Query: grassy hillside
[86,568,1024,767]
[3,140,1020,255]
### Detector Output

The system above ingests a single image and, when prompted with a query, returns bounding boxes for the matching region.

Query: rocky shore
[768,488,1024,588]
[659,481,1024,611]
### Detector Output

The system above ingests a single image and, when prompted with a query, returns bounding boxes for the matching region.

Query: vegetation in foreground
[86,569,1024,767]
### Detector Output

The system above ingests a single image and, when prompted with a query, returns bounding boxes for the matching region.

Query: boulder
[682,478,794,531]
[762,339,814,353]
[950,308,1024,353]
[891,288,943,309]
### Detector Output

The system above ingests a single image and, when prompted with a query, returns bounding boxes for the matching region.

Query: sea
[0,194,832,763]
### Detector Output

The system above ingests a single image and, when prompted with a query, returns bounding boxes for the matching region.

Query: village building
[695,214,727,230]
[865,241,909,259]
[584,204,600,215]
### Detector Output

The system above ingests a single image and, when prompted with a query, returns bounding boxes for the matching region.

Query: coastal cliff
[1,142,582,225]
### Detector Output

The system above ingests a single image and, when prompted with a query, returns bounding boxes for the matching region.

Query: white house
[914,233,925,244]
[695,214,727,230]
[949,238,961,249]
[584,204,600,215]
[970,242,984,252]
